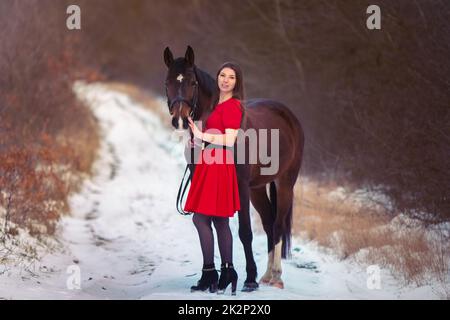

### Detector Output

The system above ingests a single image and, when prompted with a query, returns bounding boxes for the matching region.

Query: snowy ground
[0,82,445,299]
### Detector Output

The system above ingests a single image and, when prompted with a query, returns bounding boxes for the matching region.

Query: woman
[184,62,244,295]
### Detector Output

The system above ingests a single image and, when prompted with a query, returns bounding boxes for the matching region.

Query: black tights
[192,213,233,267]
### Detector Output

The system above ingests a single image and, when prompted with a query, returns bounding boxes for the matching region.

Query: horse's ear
[164,47,174,68]
[185,45,195,67]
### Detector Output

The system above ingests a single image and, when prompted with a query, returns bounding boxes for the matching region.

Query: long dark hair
[210,62,246,126]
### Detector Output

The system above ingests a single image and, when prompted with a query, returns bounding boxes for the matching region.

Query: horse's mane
[193,66,216,100]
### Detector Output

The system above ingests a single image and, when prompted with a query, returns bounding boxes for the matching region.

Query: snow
[0,81,447,300]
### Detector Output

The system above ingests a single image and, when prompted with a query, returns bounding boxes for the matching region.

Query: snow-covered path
[0,82,440,299]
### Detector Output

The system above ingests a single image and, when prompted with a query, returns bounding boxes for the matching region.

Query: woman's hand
[187,116,203,140]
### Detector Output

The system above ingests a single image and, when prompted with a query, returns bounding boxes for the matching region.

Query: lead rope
[176,139,196,215]
[176,163,194,215]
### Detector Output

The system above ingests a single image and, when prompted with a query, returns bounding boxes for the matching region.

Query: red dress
[183,98,242,217]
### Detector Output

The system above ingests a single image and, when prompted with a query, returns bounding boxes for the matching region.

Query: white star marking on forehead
[176,74,184,82]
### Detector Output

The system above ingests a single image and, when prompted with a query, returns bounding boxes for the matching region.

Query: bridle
[165,68,200,119]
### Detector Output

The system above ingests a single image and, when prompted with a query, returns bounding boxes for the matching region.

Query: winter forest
[0,0,449,300]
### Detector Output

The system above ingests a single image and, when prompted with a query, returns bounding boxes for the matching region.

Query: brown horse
[164,46,305,291]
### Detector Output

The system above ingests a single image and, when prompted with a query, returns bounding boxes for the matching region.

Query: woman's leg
[192,213,214,265]
[191,213,219,292]
[212,216,238,294]
[212,216,233,264]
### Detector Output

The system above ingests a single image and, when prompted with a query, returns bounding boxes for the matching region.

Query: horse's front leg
[237,183,259,292]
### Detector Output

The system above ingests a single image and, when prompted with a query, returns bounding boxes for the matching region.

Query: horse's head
[163,45,200,130]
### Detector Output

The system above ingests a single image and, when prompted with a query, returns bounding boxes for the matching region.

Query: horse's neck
[197,92,213,119]
[195,67,216,121]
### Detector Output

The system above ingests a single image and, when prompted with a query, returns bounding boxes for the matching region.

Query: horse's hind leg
[271,178,295,289]
[250,186,275,284]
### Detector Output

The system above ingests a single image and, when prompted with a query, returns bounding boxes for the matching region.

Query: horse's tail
[282,203,293,259]
[269,181,292,259]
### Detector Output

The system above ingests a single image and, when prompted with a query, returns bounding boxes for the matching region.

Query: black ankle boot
[218,263,238,295]
[190,264,218,293]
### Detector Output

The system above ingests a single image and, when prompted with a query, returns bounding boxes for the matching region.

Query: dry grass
[54,103,101,181]
[292,177,450,294]
[292,179,390,257]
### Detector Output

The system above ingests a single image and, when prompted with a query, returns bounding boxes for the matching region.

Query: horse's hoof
[269,279,284,289]
[241,281,259,292]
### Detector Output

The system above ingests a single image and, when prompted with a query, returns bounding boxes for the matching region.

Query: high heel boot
[217,262,238,295]
[190,264,218,293]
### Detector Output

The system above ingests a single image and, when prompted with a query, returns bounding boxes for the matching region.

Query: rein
[176,140,196,215]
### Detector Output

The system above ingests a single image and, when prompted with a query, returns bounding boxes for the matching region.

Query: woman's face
[217,67,236,95]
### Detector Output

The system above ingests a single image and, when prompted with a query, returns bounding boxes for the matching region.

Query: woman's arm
[201,129,239,147]
[188,117,239,147]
